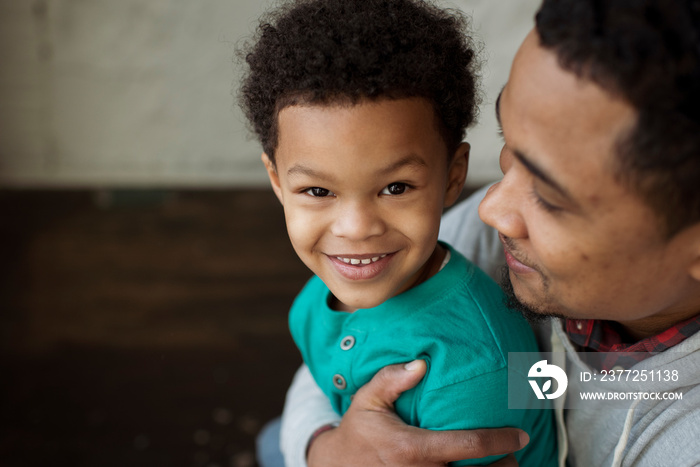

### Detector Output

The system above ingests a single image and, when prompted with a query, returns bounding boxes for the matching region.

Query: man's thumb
[353,360,427,411]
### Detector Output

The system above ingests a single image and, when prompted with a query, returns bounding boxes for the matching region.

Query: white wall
[0,0,540,188]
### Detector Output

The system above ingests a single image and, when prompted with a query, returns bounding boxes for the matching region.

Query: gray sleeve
[280,185,504,467]
[439,184,504,282]
[621,390,700,467]
[280,365,340,467]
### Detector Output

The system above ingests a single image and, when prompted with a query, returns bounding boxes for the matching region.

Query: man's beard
[499,265,565,324]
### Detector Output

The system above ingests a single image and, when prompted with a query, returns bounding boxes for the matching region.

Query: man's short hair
[536,0,700,236]
[238,0,481,163]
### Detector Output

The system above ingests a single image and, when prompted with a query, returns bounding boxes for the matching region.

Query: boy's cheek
[392,198,442,231]
[284,211,321,247]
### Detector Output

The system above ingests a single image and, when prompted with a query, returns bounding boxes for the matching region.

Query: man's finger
[352,360,427,411]
[410,426,529,462]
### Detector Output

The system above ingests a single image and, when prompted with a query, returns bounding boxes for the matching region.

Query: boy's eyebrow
[287,164,336,181]
[287,155,427,179]
[495,87,575,204]
[378,154,427,175]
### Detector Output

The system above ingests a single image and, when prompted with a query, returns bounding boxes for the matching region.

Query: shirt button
[612,365,625,372]
[340,335,356,350]
[576,321,584,330]
[333,374,347,390]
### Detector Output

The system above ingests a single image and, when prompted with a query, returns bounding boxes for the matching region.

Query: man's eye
[305,187,333,197]
[381,183,407,195]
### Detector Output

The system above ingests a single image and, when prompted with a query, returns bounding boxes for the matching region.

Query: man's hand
[307,360,528,467]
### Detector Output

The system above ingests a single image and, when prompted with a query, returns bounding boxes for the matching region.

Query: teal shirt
[289,243,557,466]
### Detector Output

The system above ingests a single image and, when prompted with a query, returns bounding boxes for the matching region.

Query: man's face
[264,98,467,311]
[479,31,700,337]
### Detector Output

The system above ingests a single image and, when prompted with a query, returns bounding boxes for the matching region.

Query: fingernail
[404,360,421,371]
[519,431,530,448]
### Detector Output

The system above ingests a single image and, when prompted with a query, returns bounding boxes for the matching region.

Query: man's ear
[443,142,470,208]
[261,153,284,205]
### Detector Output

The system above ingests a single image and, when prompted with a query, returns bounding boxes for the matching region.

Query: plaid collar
[565,314,700,370]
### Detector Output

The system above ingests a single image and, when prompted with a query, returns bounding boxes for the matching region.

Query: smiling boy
[267,99,458,312]
[239,0,557,465]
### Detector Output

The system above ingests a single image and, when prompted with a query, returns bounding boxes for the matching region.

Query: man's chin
[499,266,566,324]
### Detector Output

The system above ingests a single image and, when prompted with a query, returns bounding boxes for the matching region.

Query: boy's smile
[262,97,468,312]
[328,253,391,281]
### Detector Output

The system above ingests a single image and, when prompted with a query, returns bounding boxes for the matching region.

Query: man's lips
[499,234,537,274]
[327,252,395,280]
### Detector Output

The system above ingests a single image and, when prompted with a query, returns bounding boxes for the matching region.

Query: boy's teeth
[336,254,388,265]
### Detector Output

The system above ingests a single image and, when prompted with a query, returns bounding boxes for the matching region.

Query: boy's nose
[330,200,386,240]
[478,148,528,240]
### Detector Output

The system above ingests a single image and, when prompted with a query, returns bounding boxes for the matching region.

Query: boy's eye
[381,183,407,195]
[305,187,334,197]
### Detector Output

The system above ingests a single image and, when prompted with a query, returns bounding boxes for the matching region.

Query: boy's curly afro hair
[238,0,481,163]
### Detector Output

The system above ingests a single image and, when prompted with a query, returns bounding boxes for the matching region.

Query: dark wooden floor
[0,189,311,467]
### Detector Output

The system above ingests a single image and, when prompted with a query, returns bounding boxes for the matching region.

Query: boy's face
[263,98,468,311]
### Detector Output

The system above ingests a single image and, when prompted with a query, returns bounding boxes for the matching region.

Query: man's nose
[478,148,528,239]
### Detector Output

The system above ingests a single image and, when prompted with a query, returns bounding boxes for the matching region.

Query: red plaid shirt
[565,314,700,371]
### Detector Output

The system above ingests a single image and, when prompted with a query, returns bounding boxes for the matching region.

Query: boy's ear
[261,153,284,205]
[443,142,470,208]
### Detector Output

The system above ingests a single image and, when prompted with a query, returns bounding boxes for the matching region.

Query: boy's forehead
[276,97,436,142]
[275,97,452,155]
[274,97,453,167]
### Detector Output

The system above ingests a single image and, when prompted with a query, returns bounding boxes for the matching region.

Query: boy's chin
[328,291,385,312]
